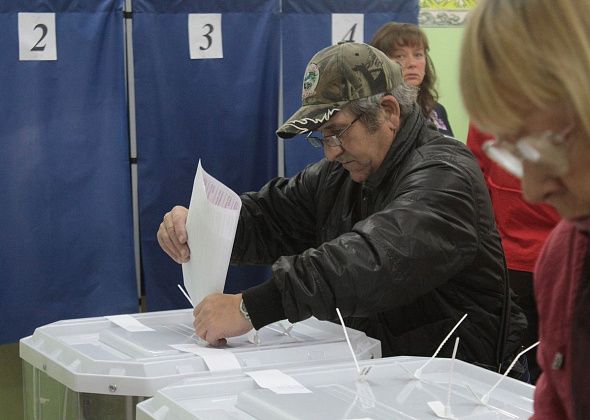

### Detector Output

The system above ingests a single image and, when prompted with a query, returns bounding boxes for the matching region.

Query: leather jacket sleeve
[241,150,490,331]
[231,164,326,265]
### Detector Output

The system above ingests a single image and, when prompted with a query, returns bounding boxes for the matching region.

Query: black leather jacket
[237,107,526,368]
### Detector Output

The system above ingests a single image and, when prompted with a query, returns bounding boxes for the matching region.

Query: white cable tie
[427,336,460,419]
[247,329,260,345]
[267,322,295,337]
[465,383,519,418]
[414,313,468,379]
[447,337,460,410]
[177,284,194,307]
[478,340,540,404]
[336,307,370,380]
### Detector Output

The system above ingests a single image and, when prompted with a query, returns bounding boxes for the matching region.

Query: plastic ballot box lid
[136,356,534,420]
[19,309,380,397]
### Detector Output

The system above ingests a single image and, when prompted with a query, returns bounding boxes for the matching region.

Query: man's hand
[193,293,253,346]
[157,206,190,263]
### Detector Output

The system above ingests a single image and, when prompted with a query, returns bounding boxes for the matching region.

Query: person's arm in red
[466,123,494,177]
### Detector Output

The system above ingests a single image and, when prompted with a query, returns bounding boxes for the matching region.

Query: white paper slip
[170,344,242,372]
[246,369,312,394]
[105,315,155,332]
[183,160,242,305]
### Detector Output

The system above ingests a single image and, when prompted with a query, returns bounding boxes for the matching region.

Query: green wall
[423,27,468,143]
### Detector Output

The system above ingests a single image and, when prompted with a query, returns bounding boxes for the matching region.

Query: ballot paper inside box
[136,356,534,420]
[19,308,380,420]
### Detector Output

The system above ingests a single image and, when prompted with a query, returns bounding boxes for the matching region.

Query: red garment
[532,218,590,419]
[466,125,560,271]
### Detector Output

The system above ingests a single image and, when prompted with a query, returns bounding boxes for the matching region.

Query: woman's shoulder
[433,102,448,116]
[537,219,588,271]
[429,102,453,136]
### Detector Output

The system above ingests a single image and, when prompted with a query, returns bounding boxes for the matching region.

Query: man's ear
[380,95,401,129]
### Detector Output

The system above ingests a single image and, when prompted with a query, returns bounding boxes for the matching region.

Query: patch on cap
[302,63,320,99]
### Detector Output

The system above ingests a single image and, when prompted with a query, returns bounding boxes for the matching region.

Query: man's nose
[324,144,344,161]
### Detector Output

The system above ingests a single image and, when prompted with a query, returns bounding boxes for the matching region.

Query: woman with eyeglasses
[460,0,590,417]
[371,22,453,137]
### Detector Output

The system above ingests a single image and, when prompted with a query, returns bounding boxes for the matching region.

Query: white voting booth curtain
[0,0,137,343]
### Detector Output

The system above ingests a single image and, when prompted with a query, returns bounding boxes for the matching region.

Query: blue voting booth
[0,0,137,343]
[281,0,419,176]
[133,0,280,310]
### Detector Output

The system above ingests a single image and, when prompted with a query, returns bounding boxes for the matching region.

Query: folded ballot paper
[182,160,241,306]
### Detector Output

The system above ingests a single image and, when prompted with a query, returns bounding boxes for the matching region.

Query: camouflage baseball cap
[277,41,404,139]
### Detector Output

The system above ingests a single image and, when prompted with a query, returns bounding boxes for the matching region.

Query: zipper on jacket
[361,185,371,218]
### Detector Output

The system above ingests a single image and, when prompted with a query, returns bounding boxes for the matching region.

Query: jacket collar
[363,104,428,189]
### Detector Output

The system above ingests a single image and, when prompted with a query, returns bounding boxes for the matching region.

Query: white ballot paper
[182,160,242,306]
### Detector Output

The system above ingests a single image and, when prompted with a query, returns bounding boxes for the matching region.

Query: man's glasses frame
[306,115,361,148]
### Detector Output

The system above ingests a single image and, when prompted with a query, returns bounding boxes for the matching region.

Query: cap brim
[276,101,346,139]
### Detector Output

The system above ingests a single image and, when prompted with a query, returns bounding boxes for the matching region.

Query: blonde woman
[460,0,590,418]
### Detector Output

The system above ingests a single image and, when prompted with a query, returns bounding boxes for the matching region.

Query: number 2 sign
[189,14,223,60]
[18,13,57,61]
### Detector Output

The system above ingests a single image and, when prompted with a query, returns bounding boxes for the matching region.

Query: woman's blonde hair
[460,0,590,141]
[371,22,438,118]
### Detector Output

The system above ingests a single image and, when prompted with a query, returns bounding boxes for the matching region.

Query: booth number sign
[16,12,366,62]
[188,13,366,60]
[189,14,223,59]
[18,13,57,61]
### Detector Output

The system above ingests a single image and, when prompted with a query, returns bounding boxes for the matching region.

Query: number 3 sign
[18,13,57,61]
[189,14,223,60]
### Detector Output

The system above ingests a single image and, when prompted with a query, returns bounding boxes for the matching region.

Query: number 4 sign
[189,14,223,60]
[18,13,57,61]
[332,14,364,45]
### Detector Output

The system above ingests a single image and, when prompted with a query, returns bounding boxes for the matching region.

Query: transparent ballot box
[20,309,380,420]
[137,356,534,420]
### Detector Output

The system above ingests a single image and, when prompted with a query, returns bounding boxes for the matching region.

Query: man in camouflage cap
[277,41,403,138]
[158,42,526,373]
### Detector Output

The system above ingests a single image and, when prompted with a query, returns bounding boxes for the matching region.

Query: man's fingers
[194,320,225,345]
[158,210,190,263]
[157,221,183,262]
[166,209,190,261]
[210,337,227,347]
[193,294,245,346]
[204,330,226,346]
[171,206,188,243]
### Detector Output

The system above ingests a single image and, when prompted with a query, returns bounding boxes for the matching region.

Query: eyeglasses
[306,115,360,148]
[482,126,573,179]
